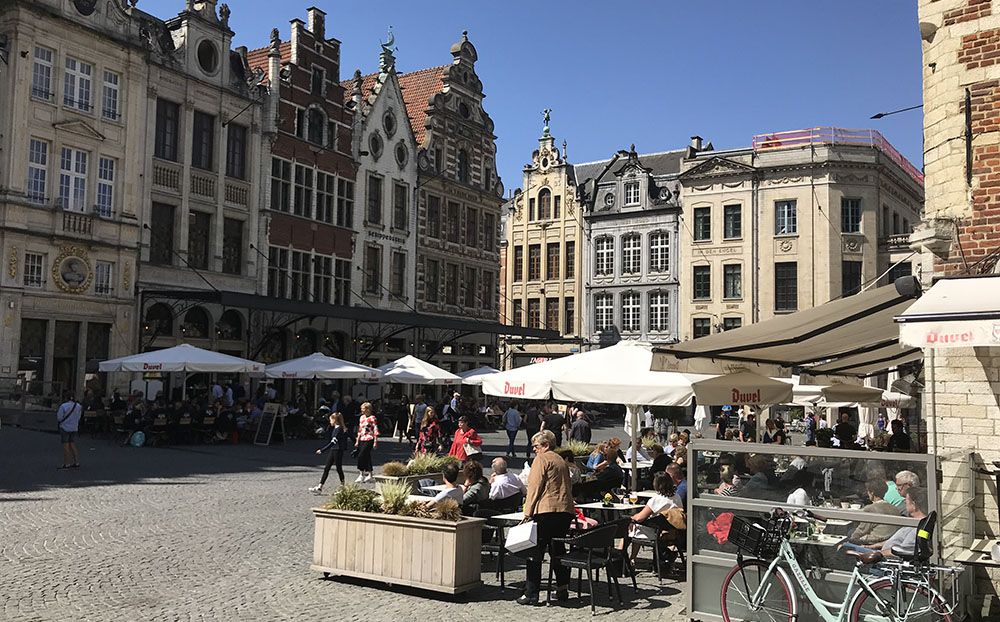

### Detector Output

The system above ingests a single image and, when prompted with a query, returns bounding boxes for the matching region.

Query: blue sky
[142,1,924,193]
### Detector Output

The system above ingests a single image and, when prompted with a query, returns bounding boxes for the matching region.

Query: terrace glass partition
[686,440,938,622]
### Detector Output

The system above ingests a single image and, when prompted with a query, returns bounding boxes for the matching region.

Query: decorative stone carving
[777,239,795,253]
[8,247,16,278]
[842,237,863,254]
[122,263,131,292]
[51,246,92,294]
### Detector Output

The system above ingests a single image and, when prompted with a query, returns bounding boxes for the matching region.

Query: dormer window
[624,181,640,206]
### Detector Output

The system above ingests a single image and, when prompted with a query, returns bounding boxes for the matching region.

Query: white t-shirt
[786,488,811,506]
[56,400,82,432]
[432,486,464,505]
[631,493,681,540]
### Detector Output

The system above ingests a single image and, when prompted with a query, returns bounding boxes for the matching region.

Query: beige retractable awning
[805,343,923,377]
[655,284,919,376]
[894,275,1000,348]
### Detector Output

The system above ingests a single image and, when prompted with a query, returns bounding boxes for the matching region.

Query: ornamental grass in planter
[374,455,460,492]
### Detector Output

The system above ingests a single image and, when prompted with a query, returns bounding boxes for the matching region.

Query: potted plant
[311,482,484,594]
[372,454,460,493]
[562,440,595,469]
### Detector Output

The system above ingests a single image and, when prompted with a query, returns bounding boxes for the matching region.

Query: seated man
[488,457,526,501]
[841,486,929,559]
[427,462,464,506]
[848,478,903,546]
[666,463,688,506]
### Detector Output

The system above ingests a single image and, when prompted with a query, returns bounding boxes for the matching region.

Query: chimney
[690,135,703,151]
[307,7,326,40]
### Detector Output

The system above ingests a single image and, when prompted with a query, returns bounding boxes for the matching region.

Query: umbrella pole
[627,403,639,491]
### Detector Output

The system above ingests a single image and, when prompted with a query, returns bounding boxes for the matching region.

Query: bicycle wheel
[850,577,952,622]
[721,559,794,622]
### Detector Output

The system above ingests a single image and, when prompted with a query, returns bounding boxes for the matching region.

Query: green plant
[323,485,380,513]
[380,461,408,477]
[377,480,412,515]
[405,454,459,476]
[816,427,834,448]
[562,440,593,457]
[640,436,657,450]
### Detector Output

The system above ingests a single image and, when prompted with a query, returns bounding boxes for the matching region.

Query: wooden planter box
[311,508,484,594]
[372,472,443,493]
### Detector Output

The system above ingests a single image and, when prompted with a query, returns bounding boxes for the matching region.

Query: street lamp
[870,104,922,120]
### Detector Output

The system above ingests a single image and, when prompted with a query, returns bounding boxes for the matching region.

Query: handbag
[505,520,537,553]
[463,442,482,457]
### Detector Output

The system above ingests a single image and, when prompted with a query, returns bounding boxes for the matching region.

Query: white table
[422,484,449,492]
[493,511,525,522]
[577,501,645,512]
[789,534,846,547]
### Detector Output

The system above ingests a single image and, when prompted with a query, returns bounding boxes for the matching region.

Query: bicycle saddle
[845,550,884,565]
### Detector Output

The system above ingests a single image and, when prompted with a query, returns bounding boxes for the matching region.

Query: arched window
[307,107,325,145]
[457,149,469,183]
[181,307,211,339]
[622,234,641,275]
[594,237,614,276]
[144,303,173,336]
[649,291,670,332]
[323,331,348,358]
[537,188,552,220]
[649,231,670,273]
[216,310,244,340]
[621,291,641,332]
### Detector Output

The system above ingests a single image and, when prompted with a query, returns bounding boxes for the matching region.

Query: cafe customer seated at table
[840,486,929,560]
[488,458,526,501]
[592,443,625,488]
[848,478,903,546]
[628,473,681,557]
[427,462,463,507]
[555,448,582,483]
[461,460,490,512]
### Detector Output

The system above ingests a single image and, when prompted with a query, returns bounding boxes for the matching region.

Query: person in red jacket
[448,416,483,462]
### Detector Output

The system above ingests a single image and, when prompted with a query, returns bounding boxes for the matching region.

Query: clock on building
[73,0,98,16]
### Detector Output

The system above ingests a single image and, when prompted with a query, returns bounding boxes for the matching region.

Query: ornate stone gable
[679,156,755,180]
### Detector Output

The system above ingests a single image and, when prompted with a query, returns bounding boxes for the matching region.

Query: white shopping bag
[505,520,537,553]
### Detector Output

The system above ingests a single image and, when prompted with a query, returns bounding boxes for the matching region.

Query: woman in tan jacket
[518,430,575,606]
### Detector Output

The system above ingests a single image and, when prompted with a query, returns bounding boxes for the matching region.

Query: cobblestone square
[2,426,688,621]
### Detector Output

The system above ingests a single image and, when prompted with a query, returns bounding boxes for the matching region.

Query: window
[624,181,640,206]
[546,243,560,280]
[465,207,477,247]
[528,244,541,281]
[693,207,711,241]
[270,158,291,212]
[222,218,243,275]
[723,317,743,331]
[95,156,115,217]
[693,265,711,300]
[191,111,215,170]
[336,178,354,227]
[841,198,862,234]
[464,267,477,308]
[94,261,113,295]
[446,264,459,305]
[724,204,742,239]
[892,212,900,235]
[538,189,552,219]
[295,109,305,139]
[364,245,381,293]
[24,253,44,288]
[594,294,614,331]
[886,261,912,285]
[311,66,325,96]
[554,196,562,219]
[563,297,575,334]
[293,165,314,218]
[565,241,575,278]
[649,231,669,273]
[225,124,247,179]
[266,247,288,298]
[842,260,863,297]
[316,172,335,224]
[512,299,523,327]
[390,252,406,297]
[32,47,53,100]
[307,108,324,145]
[595,237,614,276]
[621,292,641,332]
[775,262,798,311]
[393,183,408,230]
[433,148,443,172]
[312,256,332,303]
[26,139,49,204]
[426,195,441,238]
[446,201,460,240]
[63,57,93,112]
[484,214,496,252]
[425,259,440,303]
[187,211,211,270]
[649,291,669,332]
[457,149,469,183]
[58,147,88,212]
[723,264,742,299]
[546,297,559,332]
[693,318,711,339]
[334,259,351,305]
[513,246,524,281]
[481,272,495,311]
[529,198,535,221]
[149,203,175,265]
[290,251,310,300]
[775,200,797,235]
[527,299,541,329]
[154,99,180,161]
[622,234,641,275]
[102,70,120,120]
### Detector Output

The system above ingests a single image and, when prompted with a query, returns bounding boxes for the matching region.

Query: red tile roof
[397,65,447,146]
[246,42,291,82]
[339,71,380,106]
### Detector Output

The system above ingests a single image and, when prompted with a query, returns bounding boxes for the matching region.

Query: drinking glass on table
[628,493,638,504]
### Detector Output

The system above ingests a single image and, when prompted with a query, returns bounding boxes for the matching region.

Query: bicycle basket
[727,515,784,558]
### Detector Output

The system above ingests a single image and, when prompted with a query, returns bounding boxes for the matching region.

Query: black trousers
[320,449,345,486]
[524,512,573,600]
[356,440,374,472]
[525,428,540,456]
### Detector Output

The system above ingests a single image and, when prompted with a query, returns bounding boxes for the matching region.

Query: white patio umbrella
[693,405,710,435]
[377,355,461,385]
[457,366,499,386]
[691,370,794,406]
[99,343,263,373]
[264,352,381,381]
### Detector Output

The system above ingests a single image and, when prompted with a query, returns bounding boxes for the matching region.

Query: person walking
[569,410,592,443]
[416,407,444,454]
[448,416,483,462]
[354,402,379,482]
[523,402,541,458]
[55,391,83,470]
[541,403,565,448]
[501,402,522,458]
[395,394,410,443]
[519,430,574,606]
[310,412,348,493]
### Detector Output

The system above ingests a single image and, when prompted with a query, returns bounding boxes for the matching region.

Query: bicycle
[719,509,962,622]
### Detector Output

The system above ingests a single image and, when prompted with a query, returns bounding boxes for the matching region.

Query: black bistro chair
[546,522,623,615]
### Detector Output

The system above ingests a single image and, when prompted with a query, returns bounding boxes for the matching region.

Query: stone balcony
[879,233,912,251]
[0,194,139,247]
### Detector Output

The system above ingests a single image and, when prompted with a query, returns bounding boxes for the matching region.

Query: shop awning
[895,275,1000,348]
[804,344,923,377]
[654,284,919,375]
